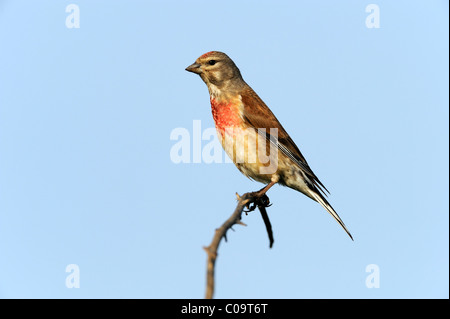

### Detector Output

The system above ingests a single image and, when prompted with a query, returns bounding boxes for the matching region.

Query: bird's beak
[185,62,202,74]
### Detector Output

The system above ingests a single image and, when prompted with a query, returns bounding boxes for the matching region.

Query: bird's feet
[243,193,272,215]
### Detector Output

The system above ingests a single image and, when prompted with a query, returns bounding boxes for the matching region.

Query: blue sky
[0,0,448,298]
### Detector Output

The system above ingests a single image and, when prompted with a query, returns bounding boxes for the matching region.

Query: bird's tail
[308,189,353,240]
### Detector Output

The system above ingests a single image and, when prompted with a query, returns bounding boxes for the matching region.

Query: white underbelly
[218,126,279,182]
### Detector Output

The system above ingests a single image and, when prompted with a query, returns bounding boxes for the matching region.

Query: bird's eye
[208,60,217,66]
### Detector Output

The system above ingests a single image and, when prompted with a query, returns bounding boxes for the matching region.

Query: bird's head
[186,51,244,95]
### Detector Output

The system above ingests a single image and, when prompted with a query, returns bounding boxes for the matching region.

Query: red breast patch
[210,98,242,136]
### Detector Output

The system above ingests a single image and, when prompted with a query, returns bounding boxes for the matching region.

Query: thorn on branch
[236,219,247,227]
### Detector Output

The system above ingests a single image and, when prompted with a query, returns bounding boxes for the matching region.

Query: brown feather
[240,85,330,195]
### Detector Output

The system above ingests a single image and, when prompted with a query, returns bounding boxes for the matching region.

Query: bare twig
[203,191,274,299]
[258,204,274,248]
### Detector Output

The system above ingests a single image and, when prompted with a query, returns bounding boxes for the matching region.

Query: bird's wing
[240,86,329,195]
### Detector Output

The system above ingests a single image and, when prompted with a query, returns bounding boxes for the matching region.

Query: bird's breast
[210,97,244,136]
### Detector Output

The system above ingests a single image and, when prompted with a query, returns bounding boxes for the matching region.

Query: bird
[185,51,353,240]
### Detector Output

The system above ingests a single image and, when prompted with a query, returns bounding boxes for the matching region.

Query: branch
[258,204,274,248]
[203,191,274,299]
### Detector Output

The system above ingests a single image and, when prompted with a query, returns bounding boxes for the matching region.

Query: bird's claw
[243,202,257,214]
[243,194,271,215]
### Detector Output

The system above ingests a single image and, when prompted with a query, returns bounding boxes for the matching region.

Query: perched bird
[186,51,352,240]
